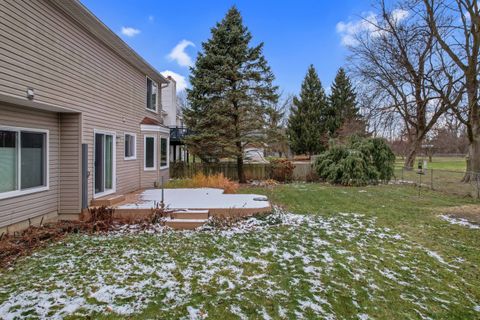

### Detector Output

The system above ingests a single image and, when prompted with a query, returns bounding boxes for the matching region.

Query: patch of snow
[439,215,480,229]
[118,188,270,210]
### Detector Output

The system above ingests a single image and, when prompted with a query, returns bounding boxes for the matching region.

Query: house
[0,0,171,233]
[161,76,190,162]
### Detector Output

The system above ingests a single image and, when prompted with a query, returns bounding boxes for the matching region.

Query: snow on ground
[439,214,480,229]
[0,208,478,319]
[118,188,270,209]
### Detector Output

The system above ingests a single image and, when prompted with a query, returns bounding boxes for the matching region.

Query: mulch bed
[0,206,174,269]
[0,221,90,268]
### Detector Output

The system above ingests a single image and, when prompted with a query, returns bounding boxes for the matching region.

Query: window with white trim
[160,137,168,169]
[0,127,48,198]
[144,135,156,170]
[124,133,136,160]
[146,77,158,112]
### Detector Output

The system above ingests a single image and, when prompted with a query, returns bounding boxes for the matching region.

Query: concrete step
[164,219,208,230]
[170,210,209,220]
[91,195,126,207]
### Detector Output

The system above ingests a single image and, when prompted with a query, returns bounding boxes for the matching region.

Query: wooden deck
[87,189,272,230]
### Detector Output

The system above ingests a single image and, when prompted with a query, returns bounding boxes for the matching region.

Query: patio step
[170,210,209,220]
[91,195,125,207]
[164,219,208,230]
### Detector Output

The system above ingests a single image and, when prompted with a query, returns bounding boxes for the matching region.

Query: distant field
[395,156,466,172]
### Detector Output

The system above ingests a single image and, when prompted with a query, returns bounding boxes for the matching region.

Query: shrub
[315,136,395,186]
[166,173,239,194]
[269,159,295,182]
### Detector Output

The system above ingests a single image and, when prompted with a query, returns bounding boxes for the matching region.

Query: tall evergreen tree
[184,6,278,182]
[287,65,329,155]
[327,68,359,135]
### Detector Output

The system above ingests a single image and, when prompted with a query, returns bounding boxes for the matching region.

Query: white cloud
[161,70,188,92]
[336,10,409,47]
[121,26,140,37]
[167,40,195,67]
[391,9,409,23]
[336,12,379,46]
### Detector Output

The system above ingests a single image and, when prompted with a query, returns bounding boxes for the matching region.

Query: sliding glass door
[94,132,115,196]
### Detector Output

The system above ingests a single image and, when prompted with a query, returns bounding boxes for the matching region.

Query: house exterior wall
[0,0,170,230]
[161,78,177,127]
[0,103,59,229]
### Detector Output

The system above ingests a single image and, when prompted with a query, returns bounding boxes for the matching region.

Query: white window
[0,126,49,199]
[144,134,157,170]
[160,137,169,169]
[124,133,136,160]
[146,77,158,112]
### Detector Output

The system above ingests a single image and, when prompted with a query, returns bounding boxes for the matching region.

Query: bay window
[160,137,168,169]
[0,127,48,199]
[144,135,156,170]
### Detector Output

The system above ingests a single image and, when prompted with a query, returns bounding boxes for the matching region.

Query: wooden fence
[170,162,315,181]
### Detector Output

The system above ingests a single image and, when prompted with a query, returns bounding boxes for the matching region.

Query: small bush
[315,136,395,186]
[269,159,295,182]
[166,173,239,194]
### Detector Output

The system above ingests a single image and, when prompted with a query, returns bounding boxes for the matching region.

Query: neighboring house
[0,0,171,233]
[162,76,190,162]
[244,147,268,163]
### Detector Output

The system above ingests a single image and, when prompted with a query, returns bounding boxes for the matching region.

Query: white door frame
[93,129,116,198]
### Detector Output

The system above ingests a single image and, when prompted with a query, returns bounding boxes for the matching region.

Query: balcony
[170,127,191,144]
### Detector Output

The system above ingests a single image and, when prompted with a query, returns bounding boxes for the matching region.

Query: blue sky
[81,0,374,95]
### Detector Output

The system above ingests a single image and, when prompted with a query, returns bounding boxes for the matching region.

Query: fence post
[401,167,404,181]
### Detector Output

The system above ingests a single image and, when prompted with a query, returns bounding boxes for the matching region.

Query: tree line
[183,1,480,183]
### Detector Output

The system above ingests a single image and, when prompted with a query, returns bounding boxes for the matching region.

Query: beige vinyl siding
[59,113,82,213]
[0,0,165,204]
[0,103,59,228]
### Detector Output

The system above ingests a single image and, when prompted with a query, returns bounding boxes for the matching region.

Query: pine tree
[327,68,360,135]
[287,65,329,155]
[184,6,278,182]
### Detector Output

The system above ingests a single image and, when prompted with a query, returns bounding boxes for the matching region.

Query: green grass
[395,156,466,171]
[0,184,479,319]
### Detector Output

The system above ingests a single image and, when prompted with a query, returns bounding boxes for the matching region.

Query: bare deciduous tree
[349,1,450,168]
[422,0,480,181]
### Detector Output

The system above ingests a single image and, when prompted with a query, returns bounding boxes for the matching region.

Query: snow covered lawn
[118,188,270,210]
[1,204,479,319]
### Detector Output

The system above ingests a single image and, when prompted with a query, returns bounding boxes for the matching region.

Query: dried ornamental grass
[179,173,239,193]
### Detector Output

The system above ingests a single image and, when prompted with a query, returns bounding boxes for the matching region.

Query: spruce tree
[184,6,278,182]
[287,65,329,155]
[328,68,359,135]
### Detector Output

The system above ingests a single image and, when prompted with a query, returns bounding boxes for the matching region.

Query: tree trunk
[462,135,480,182]
[404,139,422,169]
[236,141,246,183]
[462,78,480,183]
[237,154,246,183]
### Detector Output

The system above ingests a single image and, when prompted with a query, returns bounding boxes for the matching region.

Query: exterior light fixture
[26,87,35,100]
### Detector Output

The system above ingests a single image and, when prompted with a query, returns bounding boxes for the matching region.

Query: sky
[80,0,375,96]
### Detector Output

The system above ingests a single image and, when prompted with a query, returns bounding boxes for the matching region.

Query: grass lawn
[395,156,466,171]
[1,184,480,319]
